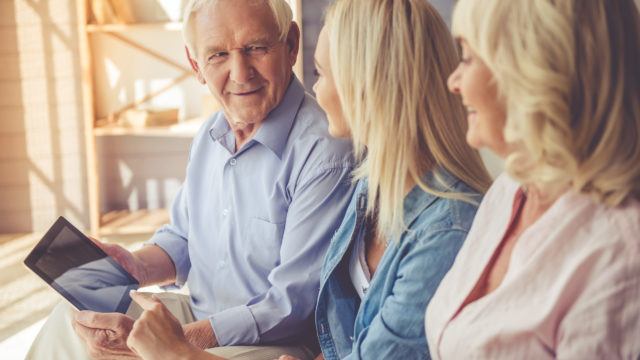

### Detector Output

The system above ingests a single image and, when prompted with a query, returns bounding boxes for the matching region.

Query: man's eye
[208,52,228,62]
[313,68,321,77]
[247,45,269,55]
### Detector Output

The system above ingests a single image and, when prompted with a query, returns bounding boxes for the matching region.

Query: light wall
[0,0,90,233]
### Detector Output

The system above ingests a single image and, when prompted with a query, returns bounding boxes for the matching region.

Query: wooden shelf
[93,117,204,137]
[86,22,183,33]
[99,209,169,236]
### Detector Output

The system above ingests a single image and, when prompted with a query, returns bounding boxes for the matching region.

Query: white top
[349,232,371,299]
[425,173,640,359]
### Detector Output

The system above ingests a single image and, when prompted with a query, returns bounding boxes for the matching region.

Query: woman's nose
[447,65,461,94]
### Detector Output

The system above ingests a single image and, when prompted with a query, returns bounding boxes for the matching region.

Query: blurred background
[0,0,498,358]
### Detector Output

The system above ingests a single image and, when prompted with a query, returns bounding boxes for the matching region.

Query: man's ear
[285,22,301,67]
[185,46,206,84]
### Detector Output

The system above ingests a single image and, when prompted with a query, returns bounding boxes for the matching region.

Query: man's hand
[183,318,218,350]
[182,319,218,350]
[73,311,137,359]
[89,237,149,286]
[88,238,177,287]
[127,291,202,360]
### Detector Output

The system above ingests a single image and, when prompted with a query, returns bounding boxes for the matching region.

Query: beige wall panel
[0,132,83,160]
[0,107,25,134]
[0,51,78,80]
[1,0,76,27]
[0,156,87,187]
[0,28,19,55]
[0,78,80,106]
[0,0,89,233]
[0,104,83,135]
[0,23,77,56]
[0,207,87,234]
[0,210,33,234]
[0,177,87,212]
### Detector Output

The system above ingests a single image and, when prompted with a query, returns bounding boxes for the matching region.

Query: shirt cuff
[146,230,190,287]
[209,305,260,346]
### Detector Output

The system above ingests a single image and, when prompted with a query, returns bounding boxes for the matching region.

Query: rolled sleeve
[146,183,191,287]
[147,229,191,287]
[210,305,260,345]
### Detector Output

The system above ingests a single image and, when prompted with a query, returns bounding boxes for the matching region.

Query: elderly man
[26,0,354,359]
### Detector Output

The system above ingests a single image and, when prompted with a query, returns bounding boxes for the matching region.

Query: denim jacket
[315,170,482,359]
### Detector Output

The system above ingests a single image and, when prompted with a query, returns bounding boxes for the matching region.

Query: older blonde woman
[425,0,640,358]
[126,0,492,359]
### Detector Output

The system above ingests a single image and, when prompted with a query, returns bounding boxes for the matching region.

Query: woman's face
[312,26,350,138]
[448,40,508,157]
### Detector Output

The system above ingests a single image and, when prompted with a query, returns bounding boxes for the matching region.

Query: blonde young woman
[425,0,640,358]
[283,0,490,359]
[125,0,491,359]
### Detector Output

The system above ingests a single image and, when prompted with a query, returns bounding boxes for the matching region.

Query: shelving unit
[78,0,304,236]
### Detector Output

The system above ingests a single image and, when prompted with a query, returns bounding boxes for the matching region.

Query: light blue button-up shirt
[148,78,355,346]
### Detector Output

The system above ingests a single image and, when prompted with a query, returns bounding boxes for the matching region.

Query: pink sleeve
[556,242,640,359]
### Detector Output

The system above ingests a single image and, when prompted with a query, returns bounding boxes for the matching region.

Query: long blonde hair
[452,0,640,206]
[325,0,492,239]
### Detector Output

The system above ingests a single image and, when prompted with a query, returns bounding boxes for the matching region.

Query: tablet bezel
[23,216,139,312]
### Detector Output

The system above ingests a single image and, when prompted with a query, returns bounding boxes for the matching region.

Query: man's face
[191,0,298,129]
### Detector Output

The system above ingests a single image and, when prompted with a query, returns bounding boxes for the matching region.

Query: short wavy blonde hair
[452,0,640,206]
[182,0,293,57]
[326,0,492,239]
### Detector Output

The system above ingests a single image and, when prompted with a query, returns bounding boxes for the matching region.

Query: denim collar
[208,76,305,158]
[402,168,460,227]
[356,168,462,231]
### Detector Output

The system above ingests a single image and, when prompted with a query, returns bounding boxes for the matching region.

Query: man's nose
[447,65,461,94]
[229,52,255,84]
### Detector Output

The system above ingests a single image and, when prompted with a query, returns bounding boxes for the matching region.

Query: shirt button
[229,158,237,166]
[222,209,229,216]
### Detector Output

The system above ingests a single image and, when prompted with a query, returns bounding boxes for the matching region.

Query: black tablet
[24,216,139,313]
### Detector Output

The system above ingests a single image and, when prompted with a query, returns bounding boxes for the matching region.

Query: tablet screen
[24,217,139,313]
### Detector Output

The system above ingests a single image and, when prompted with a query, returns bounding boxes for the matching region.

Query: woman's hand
[126,291,200,360]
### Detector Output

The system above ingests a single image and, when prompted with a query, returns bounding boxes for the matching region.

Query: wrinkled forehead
[193,0,279,50]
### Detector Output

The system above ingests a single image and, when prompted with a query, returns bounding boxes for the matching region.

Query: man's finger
[73,320,99,342]
[75,310,127,330]
[130,290,161,311]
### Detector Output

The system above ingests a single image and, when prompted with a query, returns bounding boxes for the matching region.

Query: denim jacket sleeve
[345,228,468,360]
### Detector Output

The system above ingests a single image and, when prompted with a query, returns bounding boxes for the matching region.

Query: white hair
[182,0,293,57]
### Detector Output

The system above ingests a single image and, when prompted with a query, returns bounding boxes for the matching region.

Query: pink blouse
[425,174,640,359]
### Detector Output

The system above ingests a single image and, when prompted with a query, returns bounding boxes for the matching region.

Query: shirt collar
[402,168,461,227]
[356,167,463,231]
[208,76,305,158]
